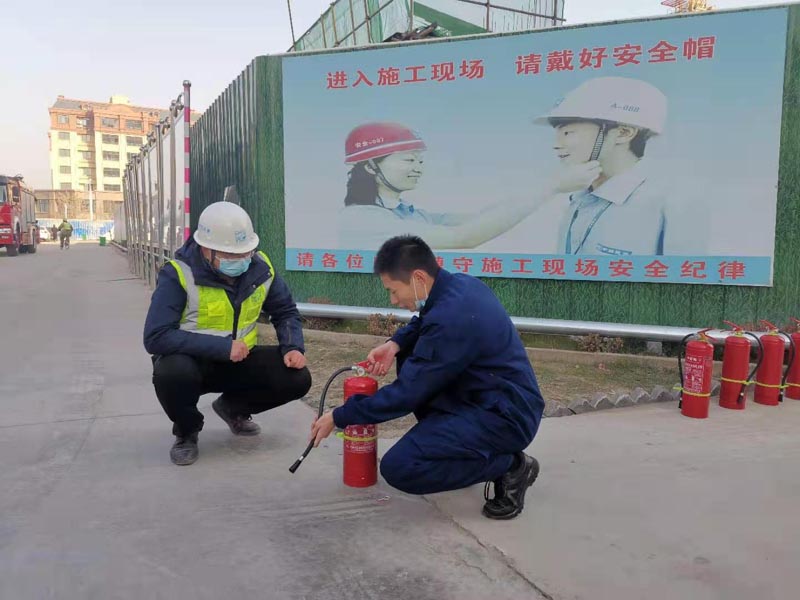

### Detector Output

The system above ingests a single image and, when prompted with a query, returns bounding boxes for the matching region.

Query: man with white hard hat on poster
[144,201,311,465]
[536,76,670,256]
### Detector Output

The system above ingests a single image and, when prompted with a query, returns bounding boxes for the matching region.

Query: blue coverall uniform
[332,269,545,494]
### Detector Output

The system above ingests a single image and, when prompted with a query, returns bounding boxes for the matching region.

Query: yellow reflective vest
[167,251,274,349]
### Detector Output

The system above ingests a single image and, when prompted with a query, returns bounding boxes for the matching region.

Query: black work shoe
[212,397,261,436]
[482,453,539,520]
[170,432,199,466]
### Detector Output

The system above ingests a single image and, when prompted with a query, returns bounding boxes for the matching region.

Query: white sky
[0,0,787,188]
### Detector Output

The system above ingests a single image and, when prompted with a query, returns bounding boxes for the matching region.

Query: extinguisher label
[684,355,709,393]
[345,440,376,454]
[344,425,377,454]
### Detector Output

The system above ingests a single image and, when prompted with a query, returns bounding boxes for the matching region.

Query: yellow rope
[673,386,711,398]
[720,376,753,386]
[754,381,787,389]
[336,432,378,442]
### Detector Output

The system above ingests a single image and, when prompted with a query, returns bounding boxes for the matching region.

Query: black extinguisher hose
[677,333,697,409]
[741,333,764,405]
[289,366,357,474]
[779,333,796,403]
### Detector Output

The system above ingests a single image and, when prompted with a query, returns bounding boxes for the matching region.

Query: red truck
[0,174,39,256]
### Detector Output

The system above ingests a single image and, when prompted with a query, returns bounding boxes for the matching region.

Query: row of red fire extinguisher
[679,319,800,419]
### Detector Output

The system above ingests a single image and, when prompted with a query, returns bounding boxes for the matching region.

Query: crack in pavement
[422,495,555,600]
[0,411,164,430]
[453,554,497,583]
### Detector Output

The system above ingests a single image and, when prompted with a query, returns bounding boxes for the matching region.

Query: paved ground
[421,399,800,600]
[2,243,799,600]
[0,244,540,600]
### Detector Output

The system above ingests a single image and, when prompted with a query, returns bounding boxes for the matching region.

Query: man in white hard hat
[535,76,669,255]
[144,201,311,465]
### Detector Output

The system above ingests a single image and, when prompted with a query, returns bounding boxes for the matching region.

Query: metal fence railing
[122,81,192,288]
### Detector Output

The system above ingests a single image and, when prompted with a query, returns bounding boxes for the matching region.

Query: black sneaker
[170,432,199,466]
[212,397,261,436]
[482,453,539,520]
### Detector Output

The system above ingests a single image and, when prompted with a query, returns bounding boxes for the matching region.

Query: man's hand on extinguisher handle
[365,340,400,377]
[310,412,336,447]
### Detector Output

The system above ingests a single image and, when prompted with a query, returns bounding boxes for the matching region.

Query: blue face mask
[217,257,251,277]
[412,278,427,311]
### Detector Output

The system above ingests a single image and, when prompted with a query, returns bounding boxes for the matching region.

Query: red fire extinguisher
[784,317,800,400]
[754,320,795,406]
[341,375,378,488]
[678,329,715,419]
[288,362,379,489]
[718,321,762,410]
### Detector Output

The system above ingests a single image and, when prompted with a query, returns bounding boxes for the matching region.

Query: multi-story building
[47,94,165,197]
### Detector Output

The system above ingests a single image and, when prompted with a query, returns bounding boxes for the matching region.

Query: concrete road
[0,244,541,600]
[426,400,800,600]
[3,243,799,600]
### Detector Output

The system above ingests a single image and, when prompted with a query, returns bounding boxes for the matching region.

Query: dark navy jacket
[143,238,305,361]
[333,269,544,444]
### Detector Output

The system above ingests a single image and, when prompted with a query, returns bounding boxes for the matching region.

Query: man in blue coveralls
[311,235,545,520]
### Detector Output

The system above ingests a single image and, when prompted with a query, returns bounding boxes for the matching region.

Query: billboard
[283,8,787,286]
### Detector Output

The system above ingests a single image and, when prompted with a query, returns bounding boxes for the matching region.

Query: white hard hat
[535,77,668,134]
[193,201,259,253]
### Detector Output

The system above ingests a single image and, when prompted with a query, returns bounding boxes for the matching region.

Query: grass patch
[534,358,677,405]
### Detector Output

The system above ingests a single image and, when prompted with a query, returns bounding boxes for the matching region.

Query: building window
[101,117,119,128]
[105,184,121,192]
[77,118,89,128]
[103,151,120,161]
[126,120,143,130]
[57,115,69,124]
[104,168,120,178]
[79,134,91,143]
[80,167,93,176]
[126,136,142,146]
[38,199,50,213]
[58,131,70,141]
[79,151,93,160]
[58,148,71,157]
[102,134,119,144]
[60,166,71,174]
[60,183,72,190]
[127,152,138,161]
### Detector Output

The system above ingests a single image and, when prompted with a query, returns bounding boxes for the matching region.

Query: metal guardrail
[297,302,785,344]
[122,82,191,288]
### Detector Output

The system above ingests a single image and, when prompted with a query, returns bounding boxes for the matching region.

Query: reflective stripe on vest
[168,251,274,349]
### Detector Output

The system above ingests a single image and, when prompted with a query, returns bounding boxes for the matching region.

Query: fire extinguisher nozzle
[289,442,315,474]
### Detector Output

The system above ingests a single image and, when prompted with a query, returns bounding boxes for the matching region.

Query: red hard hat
[345,122,426,164]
